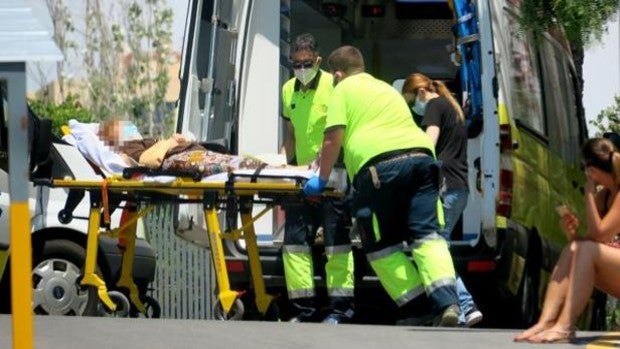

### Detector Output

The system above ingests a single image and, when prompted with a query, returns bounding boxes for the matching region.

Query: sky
[583,15,620,135]
[23,0,190,88]
[22,0,620,133]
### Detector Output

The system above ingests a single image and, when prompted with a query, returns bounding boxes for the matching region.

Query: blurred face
[99,120,122,148]
[99,120,142,150]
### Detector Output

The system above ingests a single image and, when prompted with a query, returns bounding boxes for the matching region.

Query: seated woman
[97,119,267,176]
[514,137,620,343]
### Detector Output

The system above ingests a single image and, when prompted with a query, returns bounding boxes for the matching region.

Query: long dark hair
[582,137,620,185]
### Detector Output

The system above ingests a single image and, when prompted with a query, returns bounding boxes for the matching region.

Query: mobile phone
[555,205,571,217]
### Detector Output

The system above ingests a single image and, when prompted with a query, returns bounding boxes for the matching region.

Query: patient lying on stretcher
[65,118,279,177]
[63,119,346,190]
[96,119,273,177]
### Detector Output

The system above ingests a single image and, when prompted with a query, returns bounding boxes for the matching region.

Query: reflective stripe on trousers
[366,244,425,306]
[325,244,354,297]
[283,245,315,299]
[411,235,457,310]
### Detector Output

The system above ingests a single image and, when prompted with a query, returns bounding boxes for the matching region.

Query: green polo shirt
[325,73,435,179]
[281,70,334,165]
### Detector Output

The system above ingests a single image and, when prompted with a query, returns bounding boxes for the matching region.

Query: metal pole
[4,62,33,349]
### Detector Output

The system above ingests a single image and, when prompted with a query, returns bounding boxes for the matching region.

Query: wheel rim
[32,258,88,315]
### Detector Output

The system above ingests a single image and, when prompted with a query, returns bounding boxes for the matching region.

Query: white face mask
[294,67,318,86]
[412,99,427,116]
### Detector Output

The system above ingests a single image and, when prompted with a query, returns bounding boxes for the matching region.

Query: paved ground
[0,315,617,349]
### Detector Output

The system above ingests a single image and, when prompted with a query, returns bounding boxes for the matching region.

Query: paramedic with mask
[280,33,355,324]
[304,45,460,327]
[401,73,483,327]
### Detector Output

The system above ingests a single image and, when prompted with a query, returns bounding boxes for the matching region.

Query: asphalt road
[0,315,617,349]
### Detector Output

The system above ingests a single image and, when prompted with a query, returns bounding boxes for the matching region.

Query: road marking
[587,332,620,348]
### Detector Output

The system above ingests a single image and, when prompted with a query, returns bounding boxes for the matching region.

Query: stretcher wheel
[213,298,244,320]
[130,295,162,318]
[98,290,131,317]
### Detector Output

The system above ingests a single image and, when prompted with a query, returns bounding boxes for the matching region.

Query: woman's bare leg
[529,241,620,343]
[513,244,575,341]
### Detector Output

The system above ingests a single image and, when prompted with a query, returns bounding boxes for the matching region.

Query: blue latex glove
[303,176,327,196]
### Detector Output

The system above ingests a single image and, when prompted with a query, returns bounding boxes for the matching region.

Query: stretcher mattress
[51,142,348,193]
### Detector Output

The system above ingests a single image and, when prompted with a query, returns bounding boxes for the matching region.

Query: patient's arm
[138,138,180,168]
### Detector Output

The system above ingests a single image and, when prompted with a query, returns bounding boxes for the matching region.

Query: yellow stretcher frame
[43,173,340,319]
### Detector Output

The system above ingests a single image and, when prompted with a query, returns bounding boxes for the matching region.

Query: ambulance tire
[516,240,541,328]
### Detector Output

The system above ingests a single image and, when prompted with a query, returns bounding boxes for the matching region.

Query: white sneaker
[464,308,483,327]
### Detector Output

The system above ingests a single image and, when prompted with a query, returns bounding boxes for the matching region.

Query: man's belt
[361,148,432,189]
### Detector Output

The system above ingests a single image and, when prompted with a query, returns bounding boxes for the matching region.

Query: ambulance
[176,0,602,328]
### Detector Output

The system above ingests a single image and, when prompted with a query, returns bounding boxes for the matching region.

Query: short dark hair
[327,45,365,74]
[291,33,319,55]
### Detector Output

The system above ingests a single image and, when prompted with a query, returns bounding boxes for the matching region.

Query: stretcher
[34,141,344,319]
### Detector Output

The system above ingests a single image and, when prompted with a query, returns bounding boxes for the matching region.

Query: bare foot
[527,327,575,344]
[513,324,549,342]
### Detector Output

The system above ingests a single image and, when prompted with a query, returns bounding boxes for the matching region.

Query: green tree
[83,0,174,136]
[519,0,619,47]
[122,0,175,137]
[29,94,93,137]
[35,0,175,136]
[590,95,620,135]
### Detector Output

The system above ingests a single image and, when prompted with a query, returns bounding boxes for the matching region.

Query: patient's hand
[171,134,187,144]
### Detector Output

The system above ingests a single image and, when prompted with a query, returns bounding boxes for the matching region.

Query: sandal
[513,326,547,342]
[527,329,576,344]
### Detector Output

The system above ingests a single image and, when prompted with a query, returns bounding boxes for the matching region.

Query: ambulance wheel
[130,295,161,318]
[97,290,131,317]
[516,245,541,327]
[213,298,244,320]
